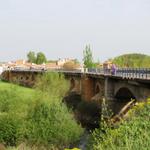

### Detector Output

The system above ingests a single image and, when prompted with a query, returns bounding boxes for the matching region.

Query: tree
[27,51,36,63]
[36,52,47,64]
[83,45,95,68]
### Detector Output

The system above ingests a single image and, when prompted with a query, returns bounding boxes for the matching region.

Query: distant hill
[112,53,150,68]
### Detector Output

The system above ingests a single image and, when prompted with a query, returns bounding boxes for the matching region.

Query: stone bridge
[1,68,150,114]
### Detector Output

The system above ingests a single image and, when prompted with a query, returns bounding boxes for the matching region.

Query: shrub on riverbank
[88,100,150,150]
[0,72,83,149]
[25,95,83,148]
[0,114,23,146]
[34,72,69,98]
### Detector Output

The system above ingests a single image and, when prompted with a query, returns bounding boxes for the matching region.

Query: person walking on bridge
[111,64,117,75]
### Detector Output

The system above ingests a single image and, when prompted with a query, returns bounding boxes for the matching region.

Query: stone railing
[3,67,150,80]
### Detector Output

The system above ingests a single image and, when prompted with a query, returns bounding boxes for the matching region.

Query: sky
[0,0,150,62]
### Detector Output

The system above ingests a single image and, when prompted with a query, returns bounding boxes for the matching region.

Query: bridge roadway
[6,67,150,81]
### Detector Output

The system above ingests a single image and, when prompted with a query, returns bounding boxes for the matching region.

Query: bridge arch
[70,78,76,90]
[115,87,136,102]
[95,82,101,94]
[113,87,136,114]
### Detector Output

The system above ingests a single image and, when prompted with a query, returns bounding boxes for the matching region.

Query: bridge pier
[103,78,116,114]
[81,76,95,101]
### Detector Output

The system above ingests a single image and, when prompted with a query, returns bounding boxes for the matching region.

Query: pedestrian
[111,64,117,75]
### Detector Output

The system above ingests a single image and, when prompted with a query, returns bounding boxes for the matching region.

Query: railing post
[125,68,127,78]
[139,68,141,78]
[121,68,123,77]
[129,68,131,78]
[127,68,129,77]
[134,68,136,78]
[148,68,150,79]
[135,68,137,78]
[145,68,147,79]
[141,68,143,79]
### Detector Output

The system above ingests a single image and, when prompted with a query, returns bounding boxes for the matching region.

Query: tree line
[27,49,150,68]
[27,45,97,67]
[27,51,47,64]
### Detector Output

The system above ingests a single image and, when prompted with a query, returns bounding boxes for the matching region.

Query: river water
[77,130,90,150]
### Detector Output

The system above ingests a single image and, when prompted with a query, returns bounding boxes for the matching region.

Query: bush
[25,72,84,148]
[88,100,150,150]
[25,97,83,148]
[0,84,35,146]
[0,114,23,146]
[34,72,69,98]
[0,89,19,113]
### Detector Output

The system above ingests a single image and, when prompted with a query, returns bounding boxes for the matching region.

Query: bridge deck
[3,67,150,81]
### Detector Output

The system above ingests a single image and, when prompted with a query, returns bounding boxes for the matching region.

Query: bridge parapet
[86,68,150,80]
[2,67,150,80]
[116,68,150,79]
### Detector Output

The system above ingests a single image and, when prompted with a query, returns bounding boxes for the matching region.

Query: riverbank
[0,73,84,149]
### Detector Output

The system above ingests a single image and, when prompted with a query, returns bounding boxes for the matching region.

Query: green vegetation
[88,100,150,150]
[27,51,47,64]
[83,45,96,68]
[0,72,83,149]
[36,52,47,64]
[27,51,36,63]
[112,53,150,68]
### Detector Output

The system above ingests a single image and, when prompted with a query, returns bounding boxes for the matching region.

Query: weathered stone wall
[1,71,38,87]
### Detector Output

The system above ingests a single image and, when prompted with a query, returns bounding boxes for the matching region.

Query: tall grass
[0,72,83,149]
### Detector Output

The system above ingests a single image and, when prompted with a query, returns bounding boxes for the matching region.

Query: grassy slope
[0,81,35,115]
[0,81,34,97]
[0,81,35,104]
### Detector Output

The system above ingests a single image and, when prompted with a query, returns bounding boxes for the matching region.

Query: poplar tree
[83,45,94,68]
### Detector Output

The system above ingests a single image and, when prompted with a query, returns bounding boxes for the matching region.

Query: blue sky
[0,0,150,62]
